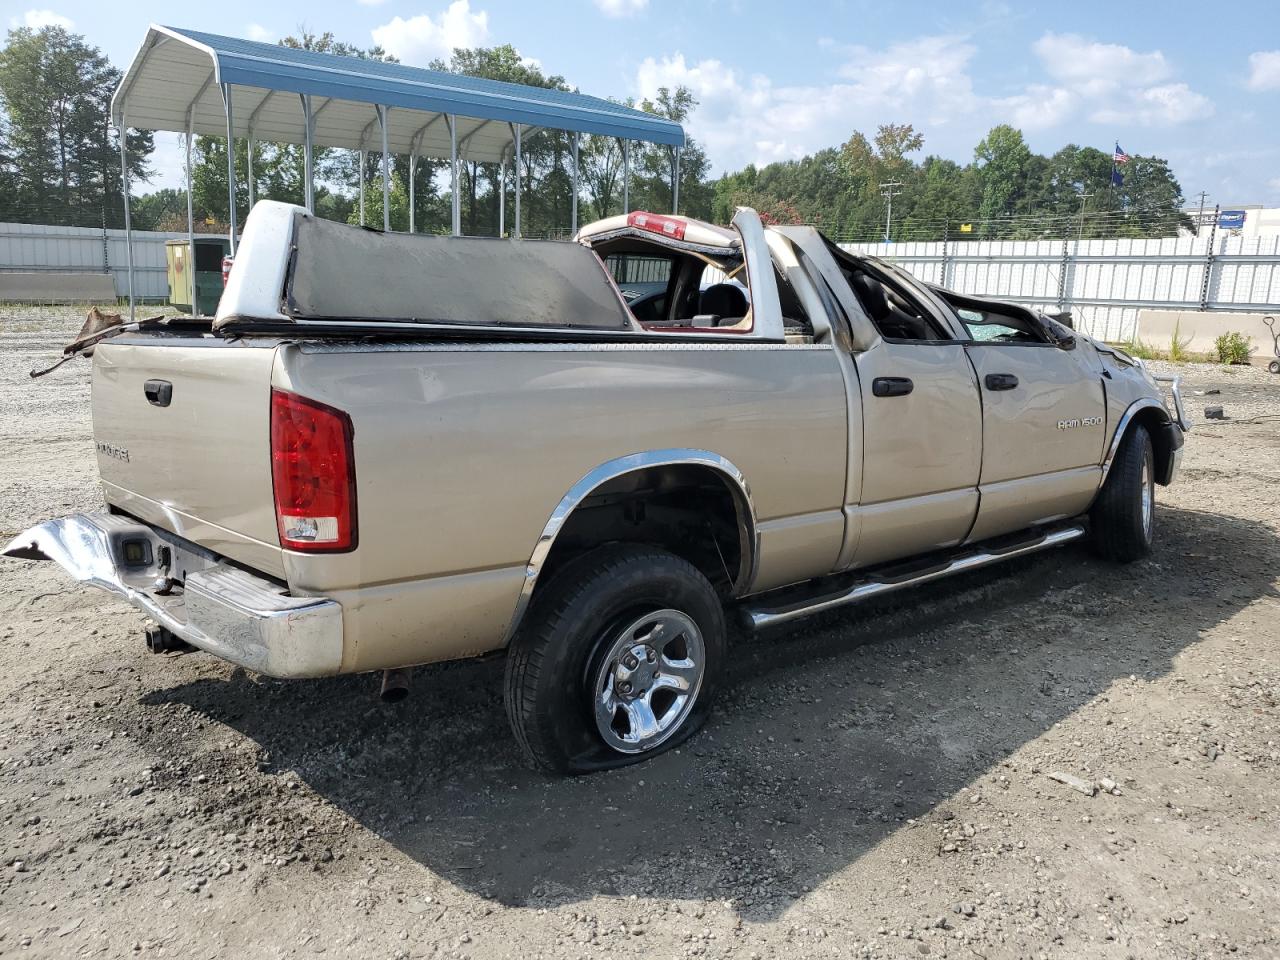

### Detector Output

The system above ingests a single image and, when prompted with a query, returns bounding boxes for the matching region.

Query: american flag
[1113,143,1131,165]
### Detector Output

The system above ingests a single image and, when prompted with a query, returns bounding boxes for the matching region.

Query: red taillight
[221,255,234,286]
[270,389,357,552]
[627,211,686,241]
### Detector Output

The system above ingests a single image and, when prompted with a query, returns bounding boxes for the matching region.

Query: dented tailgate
[91,337,286,579]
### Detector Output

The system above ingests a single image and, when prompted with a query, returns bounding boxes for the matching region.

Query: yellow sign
[959,223,973,233]
[204,217,217,226]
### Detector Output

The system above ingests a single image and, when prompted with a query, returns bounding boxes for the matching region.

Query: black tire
[1269,359,1280,375]
[1090,423,1155,562]
[504,543,726,775]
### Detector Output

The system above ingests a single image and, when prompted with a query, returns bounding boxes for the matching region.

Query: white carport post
[447,114,460,237]
[408,144,416,234]
[355,144,366,227]
[183,72,213,289]
[245,132,255,209]
[245,89,279,212]
[621,139,630,214]
[185,113,195,292]
[673,145,681,215]
[498,147,506,237]
[509,123,522,239]
[117,111,135,321]
[221,83,237,255]
[300,94,315,213]
[571,131,579,234]
[378,105,391,231]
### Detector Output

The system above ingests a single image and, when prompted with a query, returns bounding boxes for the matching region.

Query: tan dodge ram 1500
[4,201,1189,773]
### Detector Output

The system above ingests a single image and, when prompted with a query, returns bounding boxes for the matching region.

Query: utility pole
[880,180,903,243]
[1076,189,1094,243]
[1193,190,1210,236]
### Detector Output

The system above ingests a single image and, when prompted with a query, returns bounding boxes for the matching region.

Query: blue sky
[9,0,1280,204]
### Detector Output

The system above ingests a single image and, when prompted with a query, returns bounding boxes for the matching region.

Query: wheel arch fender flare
[1100,398,1179,490]
[502,449,758,644]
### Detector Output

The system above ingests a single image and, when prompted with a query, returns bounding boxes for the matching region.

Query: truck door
[845,272,983,567]
[947,299,1106,542]
[775,231,983,570]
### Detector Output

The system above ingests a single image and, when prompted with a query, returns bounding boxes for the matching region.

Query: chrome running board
[741,524,1086,632]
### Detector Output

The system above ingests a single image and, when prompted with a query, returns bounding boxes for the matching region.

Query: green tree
[0,25,153,227]
[1112,155,1191,237]
[630,86,713,220]
[974,124,1032,233]
[429,44,571,236]
[182,29,395,228]
[131,187,188,231]
[581,130,626,222]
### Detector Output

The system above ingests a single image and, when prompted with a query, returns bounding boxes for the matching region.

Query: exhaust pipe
[380,668,411,703]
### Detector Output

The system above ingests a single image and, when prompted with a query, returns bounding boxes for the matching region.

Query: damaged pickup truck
[4,201,1189,773]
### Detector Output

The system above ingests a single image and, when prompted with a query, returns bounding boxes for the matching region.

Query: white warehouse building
[1182,205,1280,239]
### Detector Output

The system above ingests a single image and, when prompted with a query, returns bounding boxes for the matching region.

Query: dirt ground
[1,307,1278,960]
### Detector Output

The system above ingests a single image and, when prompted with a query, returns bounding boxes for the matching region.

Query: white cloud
[992,85,1076,131]
[1033,33,1170,96]
[1031,33,1212,125]
[10,8,73,30]
[636,36,991,171]
[1090,83,1213,126]
[635,31,1213,175]
[1246,50,1280,91]
[371,1,490,65]
[594,0,648,17]
[246,23,273,43]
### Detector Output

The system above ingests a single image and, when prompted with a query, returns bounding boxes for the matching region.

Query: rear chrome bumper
[2,513,343,679]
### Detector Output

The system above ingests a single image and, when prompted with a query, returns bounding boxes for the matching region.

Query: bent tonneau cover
[281,213,634,331]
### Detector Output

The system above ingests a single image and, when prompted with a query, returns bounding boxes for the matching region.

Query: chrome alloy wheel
[592,609,705,755]
[1140,454,1153,538]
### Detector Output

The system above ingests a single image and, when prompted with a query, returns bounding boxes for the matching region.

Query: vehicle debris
[1047,771,1098,796]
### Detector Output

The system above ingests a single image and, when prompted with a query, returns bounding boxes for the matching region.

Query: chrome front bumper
[1153,373,1191,432]
[2,513,343,678]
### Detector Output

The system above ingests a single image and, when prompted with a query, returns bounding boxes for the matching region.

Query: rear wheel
[1090,423,1155,562]
[504,544,725,774]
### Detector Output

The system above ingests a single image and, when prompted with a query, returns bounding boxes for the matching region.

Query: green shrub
[1214,331,1254,365]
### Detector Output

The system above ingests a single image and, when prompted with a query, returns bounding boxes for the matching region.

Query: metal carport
[111,24,685,317]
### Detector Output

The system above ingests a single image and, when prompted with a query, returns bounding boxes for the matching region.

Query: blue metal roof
[111,25,684,155]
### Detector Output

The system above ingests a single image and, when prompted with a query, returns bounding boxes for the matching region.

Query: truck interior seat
[851,272,932,340]
[695,283,749,326]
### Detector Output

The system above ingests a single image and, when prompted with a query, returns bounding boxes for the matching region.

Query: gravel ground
[1,308,1278,960]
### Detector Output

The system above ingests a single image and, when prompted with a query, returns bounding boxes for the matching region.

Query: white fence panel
[0,222,188,301]
[841,233,1280,342]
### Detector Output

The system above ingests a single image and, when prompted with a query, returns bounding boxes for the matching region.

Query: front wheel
[1090,423,1155,562]
[504,544,726,774]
